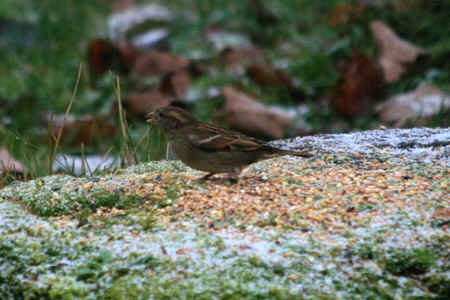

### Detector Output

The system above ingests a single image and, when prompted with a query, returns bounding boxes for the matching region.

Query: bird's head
[147,106,197,132]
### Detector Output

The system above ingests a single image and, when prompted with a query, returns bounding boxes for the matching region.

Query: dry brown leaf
[0,147,26,174]
[329,50,383,118]
[132,51,188,78]
[224,86,293,139]
[119,90,171,120]
[159,70,191,98]
[376,83,450,127]
[109,0,135,12]
[87,39,139,76]
[328,3,365,26]
[116,40,141,70]
[247,63,294,89]
[88,39,121,75]
[370,21,425,83]
[47,115,118,147]
[220,47,266,72]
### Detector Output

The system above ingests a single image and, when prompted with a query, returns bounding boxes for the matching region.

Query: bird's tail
[279,149,313,158]
[261,144,313,158]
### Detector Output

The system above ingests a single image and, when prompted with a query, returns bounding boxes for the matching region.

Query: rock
[276,127,450,167]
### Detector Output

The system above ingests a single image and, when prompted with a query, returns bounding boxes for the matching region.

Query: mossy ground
[1,156,448,299]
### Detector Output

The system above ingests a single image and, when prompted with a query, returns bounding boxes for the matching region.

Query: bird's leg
[228,177,239,184]
[200,173,215,181]
[227,167,242,184]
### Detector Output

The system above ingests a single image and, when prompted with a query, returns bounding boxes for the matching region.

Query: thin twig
[49,64,83,174]
[132,127,150,162]
[111,73,133,167]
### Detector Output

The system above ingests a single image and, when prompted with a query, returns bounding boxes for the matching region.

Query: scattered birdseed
[1,134,449,298]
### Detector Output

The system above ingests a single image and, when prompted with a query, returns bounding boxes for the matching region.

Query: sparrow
[147,106,312,181]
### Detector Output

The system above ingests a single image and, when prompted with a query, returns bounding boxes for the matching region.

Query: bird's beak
[146,112,156,124]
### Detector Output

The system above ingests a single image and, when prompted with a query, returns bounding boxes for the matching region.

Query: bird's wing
[186,123,262,152]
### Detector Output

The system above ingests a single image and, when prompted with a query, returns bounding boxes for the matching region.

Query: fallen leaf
[47,115,118,147]
[110,0,135,12]
[132,51,188,78]
[247,63,294,89]
[328,3,365,26]
[116,40,141,71]
[87,39,139,76]
[329,50,383,117]
[88,39,121,75]
[0,147,26,175]
[224,86,293,139]
[159,70,191,98]
[370,21,426,83]
[376,83,450,127]
[119,90,171,120]
[220,47,265,72]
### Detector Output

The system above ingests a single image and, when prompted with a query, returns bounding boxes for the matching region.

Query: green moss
[425,275,450,300]
[137,209,159,231]
[383,247,435,276]
[257,212,278,227]
[3,174,150,217]
[357,243,376,260]
[103,275,151,300]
